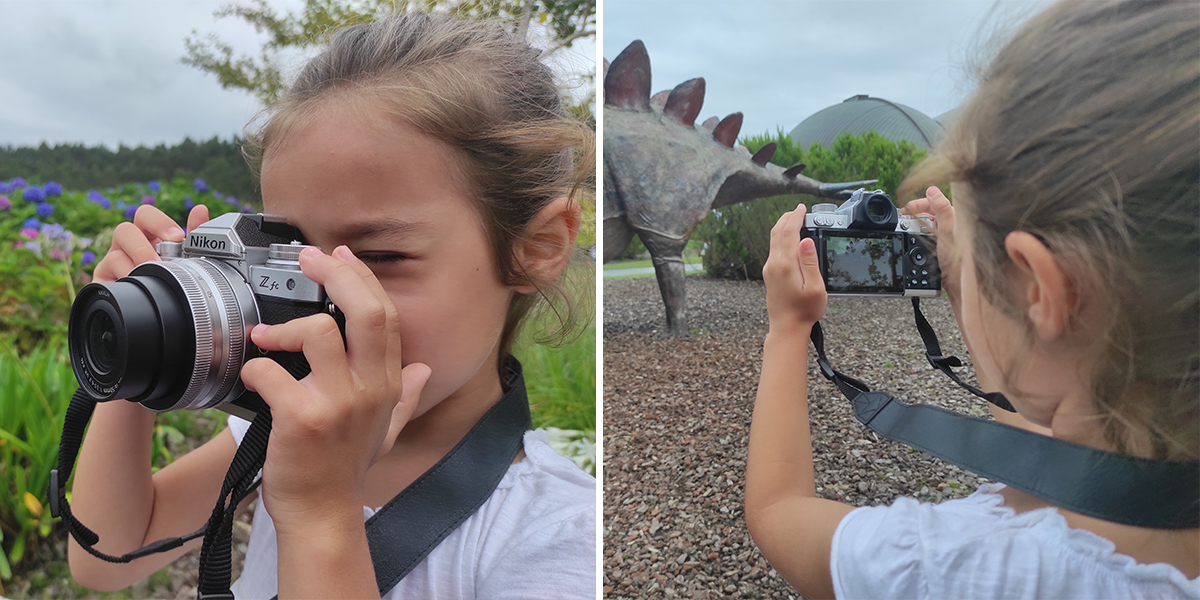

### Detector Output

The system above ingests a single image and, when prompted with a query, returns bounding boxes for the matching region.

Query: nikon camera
[801,189,939,297]
[67,213,343,421]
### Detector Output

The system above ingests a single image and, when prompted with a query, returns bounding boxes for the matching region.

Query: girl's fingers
[111,222,163,268]
[240,356,309,408]
[249,314,353,391]
[93,251,135,283]
[296,248,390,374]
[186,204,210,233]
[132,205,185,243]
[330,246,405,382]
[797,237,823,289]
[373,362,431,464]
[926,186,955,231]
[904,198,931,216]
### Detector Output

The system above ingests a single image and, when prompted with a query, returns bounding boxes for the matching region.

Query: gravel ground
[603,276,995,600]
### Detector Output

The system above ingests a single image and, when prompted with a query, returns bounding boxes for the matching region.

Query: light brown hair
[900,0,1199,460]
[242,11,595,357]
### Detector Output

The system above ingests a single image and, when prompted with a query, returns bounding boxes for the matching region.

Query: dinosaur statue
[604,40,877,335]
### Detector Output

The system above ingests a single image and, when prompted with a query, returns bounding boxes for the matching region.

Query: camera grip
[256,297,348,381]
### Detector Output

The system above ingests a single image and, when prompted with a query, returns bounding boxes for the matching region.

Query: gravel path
[603,276,994,599]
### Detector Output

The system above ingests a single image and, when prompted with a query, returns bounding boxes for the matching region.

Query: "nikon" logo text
[189,235,227,251]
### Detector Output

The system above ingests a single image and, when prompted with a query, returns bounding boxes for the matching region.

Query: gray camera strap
[809,307,1200,529]
[51,356,531,598]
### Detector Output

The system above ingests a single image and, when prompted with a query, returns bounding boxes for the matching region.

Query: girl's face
[259,100,513,414]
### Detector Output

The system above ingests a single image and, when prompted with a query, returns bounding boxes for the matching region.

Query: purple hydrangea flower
[87,190,112,210]
[124,205,139,220]
[225,196,238,206]
[0,196,9,212]
[148,180,160,192]
[194,178,209,192]
[44,181,62,196]
[9,177,27,189]
[0,183,9,194]
[212,191,224,199]
[36,202,53,218]
[183,196,195,211]
[20,228,39,240]
[40,223,65,238]
[141,195,155,205]
[22,217,41,229]
[81,250,97,266]
[241,205,253,213]
[23,186,45,203]
[24,241,41,254]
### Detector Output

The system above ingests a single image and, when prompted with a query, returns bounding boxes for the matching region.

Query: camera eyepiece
[837,189,897,230]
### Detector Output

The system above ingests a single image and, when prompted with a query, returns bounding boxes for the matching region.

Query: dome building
[789,95,944,151]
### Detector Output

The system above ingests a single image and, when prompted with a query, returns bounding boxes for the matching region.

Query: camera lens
[85,311,118,375]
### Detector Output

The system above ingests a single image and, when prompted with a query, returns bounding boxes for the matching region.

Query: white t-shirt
[225,416,596,599]
[831,483,1200,599]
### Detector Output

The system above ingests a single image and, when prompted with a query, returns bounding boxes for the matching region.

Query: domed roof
[789,95,944,151]
[934,107,959,128]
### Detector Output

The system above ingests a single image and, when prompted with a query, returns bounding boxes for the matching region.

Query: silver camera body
[801,189,939,298]
[68,213,338,421]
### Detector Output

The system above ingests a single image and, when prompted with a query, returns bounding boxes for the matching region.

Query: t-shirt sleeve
[226,414,251,446]
[831,498,926,600]
[475,505,596,600]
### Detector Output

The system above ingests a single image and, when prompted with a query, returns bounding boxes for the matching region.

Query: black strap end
[48,469,64,519]
[197,593,234,600]
[927,353,963,369]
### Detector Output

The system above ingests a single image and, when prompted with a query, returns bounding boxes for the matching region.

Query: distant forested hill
[0,136,260,206]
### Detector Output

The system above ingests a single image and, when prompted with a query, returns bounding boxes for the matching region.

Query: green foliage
[0,137,260,208]
[184,0,596,105]
[696,129,926,280]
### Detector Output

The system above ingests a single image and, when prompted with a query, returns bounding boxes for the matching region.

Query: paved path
[603,263,704,278]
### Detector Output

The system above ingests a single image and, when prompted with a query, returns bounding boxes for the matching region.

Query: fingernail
[301,246,323,258]
[168,226,184,239]
[334,245,354,260]
[251,323,269,337]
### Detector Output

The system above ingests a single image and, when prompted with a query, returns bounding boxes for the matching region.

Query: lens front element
[84,311,118,375]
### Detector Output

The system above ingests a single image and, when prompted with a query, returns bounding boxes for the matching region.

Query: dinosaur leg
[650,250,689,336]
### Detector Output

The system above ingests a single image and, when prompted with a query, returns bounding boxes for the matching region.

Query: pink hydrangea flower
[20,228,39,239]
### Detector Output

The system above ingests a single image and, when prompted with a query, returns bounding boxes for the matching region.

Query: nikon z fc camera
[67,213,344,421]
[802,189,939,297]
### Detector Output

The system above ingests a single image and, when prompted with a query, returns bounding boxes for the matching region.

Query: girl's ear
[1004,231,1075,342]
[511,197,581,294]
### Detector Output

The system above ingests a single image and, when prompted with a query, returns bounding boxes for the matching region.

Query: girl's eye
[356,253,409,264]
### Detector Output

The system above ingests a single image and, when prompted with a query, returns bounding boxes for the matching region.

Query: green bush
[696,129,925,279]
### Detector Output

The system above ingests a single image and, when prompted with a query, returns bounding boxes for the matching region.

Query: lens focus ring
[152,261,215,410]
[191,259,246,409]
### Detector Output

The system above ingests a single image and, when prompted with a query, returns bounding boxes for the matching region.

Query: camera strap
[809,306,1200,529]
[50,356,532,598]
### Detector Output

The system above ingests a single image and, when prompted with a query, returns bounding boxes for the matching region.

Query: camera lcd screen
[822,232,904,294]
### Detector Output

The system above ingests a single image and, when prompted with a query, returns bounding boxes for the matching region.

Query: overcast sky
[603,0,1052,139]
[0,0,596,150]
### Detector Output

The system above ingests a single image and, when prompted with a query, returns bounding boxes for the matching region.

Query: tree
[182,0,596,106]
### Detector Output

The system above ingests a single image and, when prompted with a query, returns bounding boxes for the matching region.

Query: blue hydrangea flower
[9,177,27,189]
[117,201,127,210]
[44,181,62,196]
[212,191,224,199]
[36,202,54,218]
[194,178,209,192]
[87,190,112,210]
[81,251,97,266]
[241,205,253,213]
[23,217,41,230]
[41,223,65,238]
[141,195,155,205]
[0,182,9,194]
[184,196,195,211]
[225,196,239,206]
[0,196,9,212]
[23,186,45,203]
[124,205,138,220]
[148,180,160,192]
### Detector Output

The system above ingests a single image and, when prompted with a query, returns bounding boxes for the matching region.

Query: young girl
[745,1,1198,598]
[68,12,596,599]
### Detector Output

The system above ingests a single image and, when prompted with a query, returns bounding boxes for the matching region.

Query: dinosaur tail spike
[751,142,777,167]
[663,78,705,127]
[701,116,719,132]
[819,180,879,199]
[651,90,670,109]
[605,40,651,111]
[712,112,743,148]
[783,163,807,178]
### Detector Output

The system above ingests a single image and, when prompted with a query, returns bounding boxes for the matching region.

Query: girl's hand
[903,186,960,305]
[93,205,210,283]
[239,245,431,528]
[762,203,827,334]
